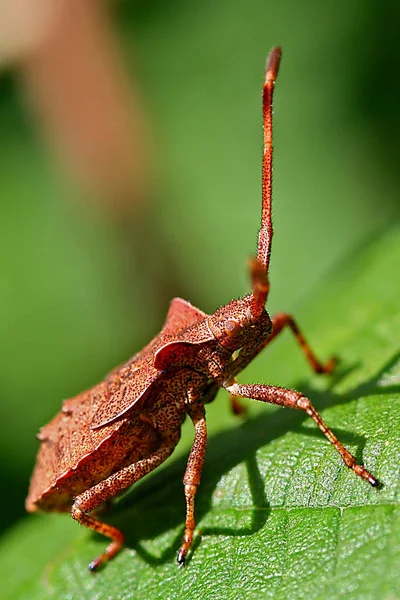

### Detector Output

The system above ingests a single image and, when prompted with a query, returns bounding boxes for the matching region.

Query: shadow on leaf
[91,351,400,565]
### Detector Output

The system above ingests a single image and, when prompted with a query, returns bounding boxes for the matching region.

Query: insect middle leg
[225,382,379,487]
[177,406,207,565]
[71,436,178,571]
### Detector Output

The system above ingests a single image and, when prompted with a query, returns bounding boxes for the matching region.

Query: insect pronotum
[26,47,379,571]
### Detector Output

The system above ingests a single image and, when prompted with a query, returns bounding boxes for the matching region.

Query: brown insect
[26,47,379,572]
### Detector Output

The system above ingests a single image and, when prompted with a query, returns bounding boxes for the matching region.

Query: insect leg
[229,389,247,416]
[225,382,379,487]
[177,406,207,565]
[229,314,335,412]
[267,313,337,373]
[232,312,336,380]
[71,507,124,571]
[71,437,177,571]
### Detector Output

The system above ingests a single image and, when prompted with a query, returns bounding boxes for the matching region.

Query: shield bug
[26,47,379,571]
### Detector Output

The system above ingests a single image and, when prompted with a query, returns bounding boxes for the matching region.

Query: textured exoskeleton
[26,48,378,572]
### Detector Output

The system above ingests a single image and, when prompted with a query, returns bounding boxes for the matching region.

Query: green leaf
[2,227,400,600]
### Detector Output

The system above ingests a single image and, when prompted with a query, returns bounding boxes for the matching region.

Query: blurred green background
[0,0,399,537]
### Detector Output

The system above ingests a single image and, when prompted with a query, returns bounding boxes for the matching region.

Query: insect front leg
[228,313,335,417]
[71,437,178,571]
[231,313,336,382]
[267,313,337,373]
[178,406,207,565]
[225,382,379,487]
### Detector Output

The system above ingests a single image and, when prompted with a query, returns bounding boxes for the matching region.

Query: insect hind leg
[71,439,177,571]
[71,506,124,571]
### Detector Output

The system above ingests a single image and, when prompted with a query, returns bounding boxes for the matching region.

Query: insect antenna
[251,46,282,318]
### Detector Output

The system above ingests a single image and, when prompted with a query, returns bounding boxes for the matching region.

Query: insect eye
[224,319,242,338]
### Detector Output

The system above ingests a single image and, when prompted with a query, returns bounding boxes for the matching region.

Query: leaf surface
[2,227,400,600]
